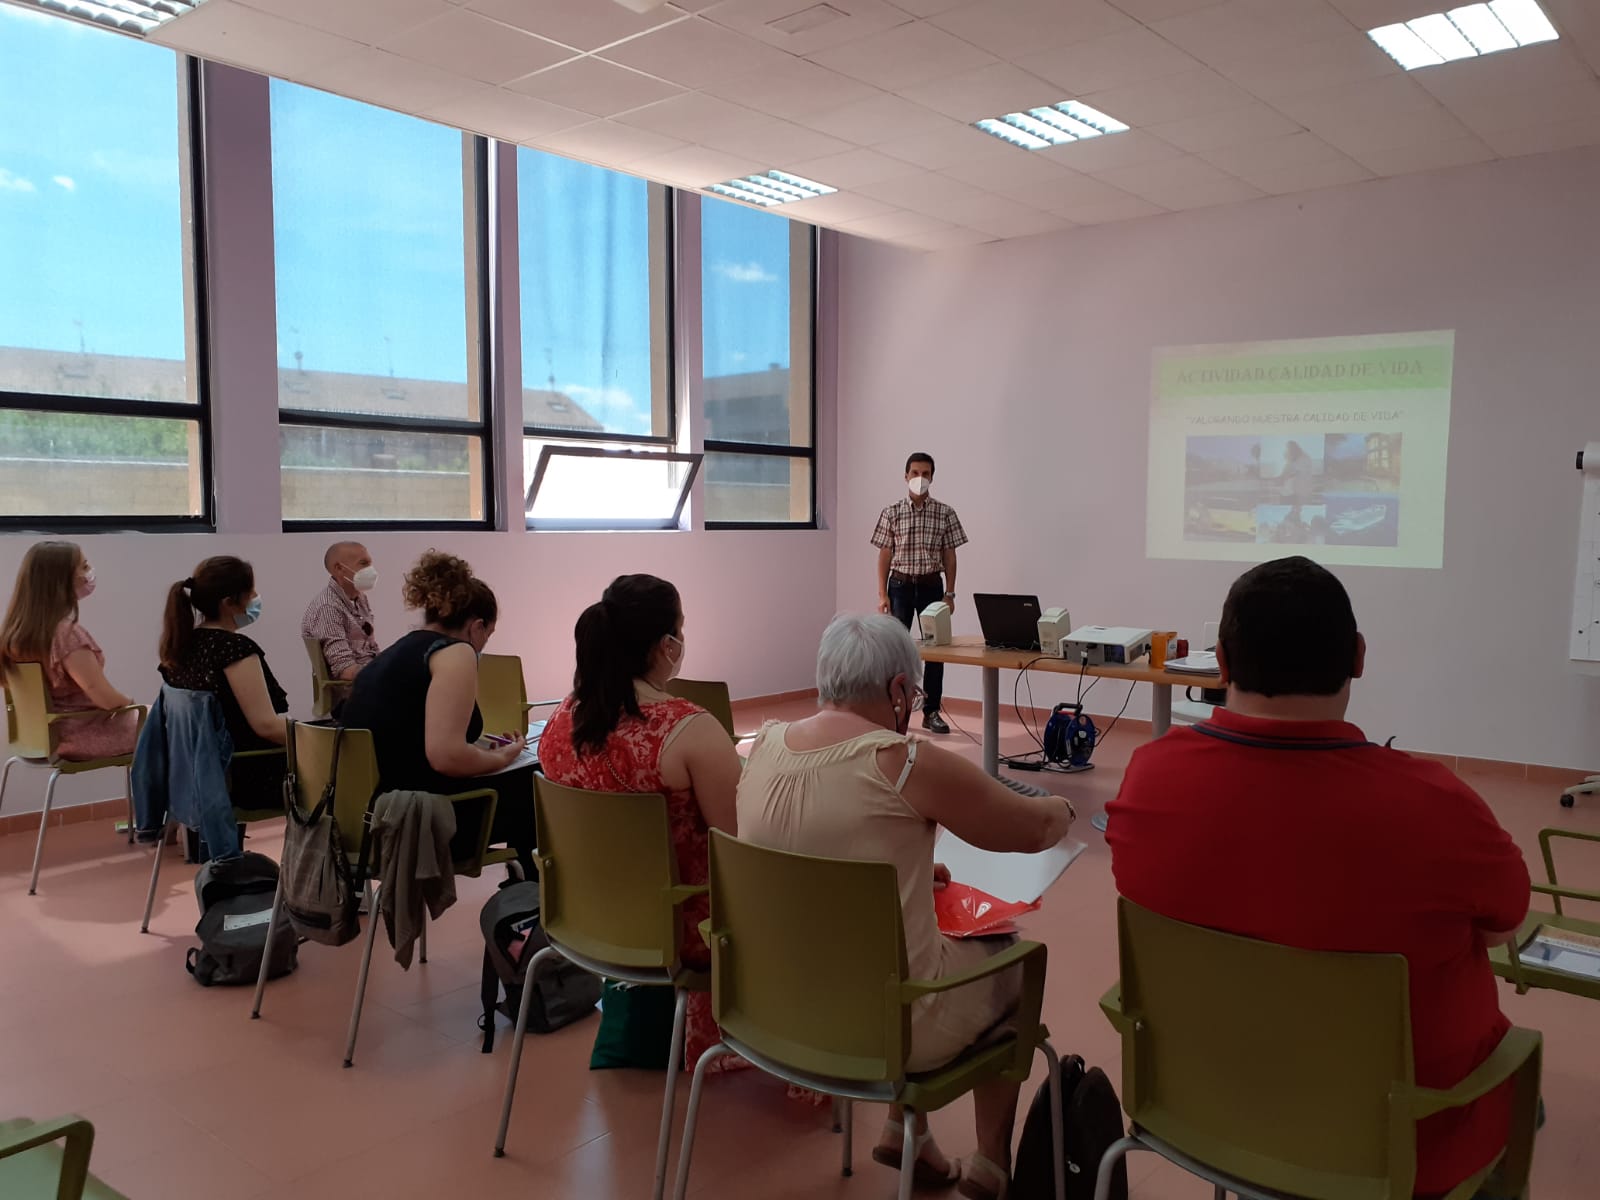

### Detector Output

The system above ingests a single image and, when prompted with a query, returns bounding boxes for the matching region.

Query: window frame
[524,443,702,532]
[0,54,215,534]
[703,221,818,531]
[275,125,496,533]
[519,173,677,451]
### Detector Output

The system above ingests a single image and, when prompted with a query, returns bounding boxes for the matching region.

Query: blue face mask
[235,597,262,629]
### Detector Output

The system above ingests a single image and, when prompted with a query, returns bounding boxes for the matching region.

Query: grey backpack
[477,880,602,1051]
[186,851,299,987]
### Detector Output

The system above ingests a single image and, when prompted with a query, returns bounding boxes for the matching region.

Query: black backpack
[1010,1055,1129,1200]
[186,851,299,987]
[477,880,603,1051]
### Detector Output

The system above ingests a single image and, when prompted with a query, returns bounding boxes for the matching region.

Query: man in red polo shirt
[1107,556,1530,1197]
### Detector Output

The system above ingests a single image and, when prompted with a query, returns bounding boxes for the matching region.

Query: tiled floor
[3,696,1598,1199]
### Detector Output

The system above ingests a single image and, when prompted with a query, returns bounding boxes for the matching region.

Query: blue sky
[1,7,795,441]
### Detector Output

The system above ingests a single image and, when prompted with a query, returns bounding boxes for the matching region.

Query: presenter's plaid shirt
[870,497,967,577]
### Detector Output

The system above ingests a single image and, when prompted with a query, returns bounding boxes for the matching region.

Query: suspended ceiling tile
[378,8,577,85]
[798,90,956,144]
[702,56,881,119]
[894,225,999,251]
[773,190,901,222]
[805,19,996,92]
[1013,27,1205,96]
[632,144,769,185]
[532,118,692,165]
[506,57,685,118]
[835,207,956,237]
[701,0,914,56]
[293,45,485,112]
[464,0,683,51]
[1147,102,1306,153]
[1241,154,1374,194]
[1347,134,1496,175]
[698,115,858,163]
[1197,131,1352,177]
[1096,153,1264,209]
[938,143,1076,190]
[897,62,1064,124]
[599,16,798,91]
[1079,68,1260,127]
[233,0,453,46]
[928,0,1142,60]
[781,145,927,187]
[152,2,364,79]
[1478,113,1600,157]
[1036,128,1187,172]
[421,83,590,140]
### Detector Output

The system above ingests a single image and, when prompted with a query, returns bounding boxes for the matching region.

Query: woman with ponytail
[158,555,289,809]
[538,574,742,1070]
[0,540,138,759]
[343,550,533,866]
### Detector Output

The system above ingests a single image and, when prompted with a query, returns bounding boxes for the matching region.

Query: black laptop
[973,593,1042,651]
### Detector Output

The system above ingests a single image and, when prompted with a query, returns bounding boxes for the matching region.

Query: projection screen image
[1146,331,1453,569]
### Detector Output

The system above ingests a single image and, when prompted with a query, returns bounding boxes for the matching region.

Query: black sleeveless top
[342,629,483,796]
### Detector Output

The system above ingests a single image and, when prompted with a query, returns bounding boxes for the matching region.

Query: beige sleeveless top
[736,721,949,987]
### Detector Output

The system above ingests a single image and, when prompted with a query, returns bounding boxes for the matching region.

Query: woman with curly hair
[343,550,533,867]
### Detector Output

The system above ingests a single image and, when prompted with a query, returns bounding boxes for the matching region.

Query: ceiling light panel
[1366,1,1559,70]
[9,0,207,34]
[708,170,836,207]
[974,100,1131,151]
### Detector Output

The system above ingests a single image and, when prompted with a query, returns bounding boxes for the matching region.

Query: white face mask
[351,566,378,592]
[664,634,685,682]
[908,476,930,497]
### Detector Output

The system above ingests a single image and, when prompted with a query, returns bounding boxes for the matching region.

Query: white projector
[917,601,952,646]
[1062,625,1154,666]
[1036,607,1072,658]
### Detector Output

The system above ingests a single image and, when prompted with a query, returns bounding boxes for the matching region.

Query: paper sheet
[933,830,1086,905]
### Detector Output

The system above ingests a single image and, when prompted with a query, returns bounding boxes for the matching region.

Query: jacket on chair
[132,685,242,859]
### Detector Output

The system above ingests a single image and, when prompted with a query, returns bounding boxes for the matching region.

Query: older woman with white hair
[737,613,1076,1200]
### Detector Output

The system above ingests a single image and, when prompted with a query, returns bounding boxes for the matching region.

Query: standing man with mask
[872,452,966,734]
[301,541,381,688]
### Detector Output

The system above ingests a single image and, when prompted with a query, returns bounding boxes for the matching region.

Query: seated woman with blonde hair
[0,540,139,760]
[737,613,1077,1200]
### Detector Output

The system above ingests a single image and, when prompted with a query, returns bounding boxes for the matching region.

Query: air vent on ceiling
[769,4,849,35]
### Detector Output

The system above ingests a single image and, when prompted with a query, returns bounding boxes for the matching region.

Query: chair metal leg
[840,1098,853,1177]
[343,878,381,1068]
[124,766,134,844]
[831,1097,842,1133]
[898,1105,918,1200]
[26,769,61,895]
[1214,1186,1228,1200]
[670,1042,734,1200]
[418,913,428,964]
[141,820,171,933]
[1093,1135,1141,1200]
[0,755,17,815]
[250,881,286,1019]
[651,987,691,1199]
[494,945,559,1156]
[1041,1041,1067,1200]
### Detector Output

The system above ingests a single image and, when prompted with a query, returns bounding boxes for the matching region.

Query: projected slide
[1146,331,1453,568]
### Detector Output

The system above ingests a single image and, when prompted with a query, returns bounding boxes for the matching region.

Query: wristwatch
[1064,796,1078,822]
[943,591,955,598]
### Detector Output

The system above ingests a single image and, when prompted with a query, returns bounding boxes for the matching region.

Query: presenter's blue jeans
[888,577,944,715]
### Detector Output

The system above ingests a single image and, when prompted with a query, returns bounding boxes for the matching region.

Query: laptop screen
[973,594,1042,651]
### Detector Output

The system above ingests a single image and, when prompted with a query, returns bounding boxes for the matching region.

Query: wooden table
[918,636,1219,776]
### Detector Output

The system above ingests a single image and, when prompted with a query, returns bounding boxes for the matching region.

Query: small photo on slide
[1184,436,1261,542]
[1255,504,1327,546]
[1324,432,1402,492]
[1259,436,1325,508]
[1326,495,1400,546]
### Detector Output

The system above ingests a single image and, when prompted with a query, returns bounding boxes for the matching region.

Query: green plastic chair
[1096,898,1543,1200]
[671,830,1066,1200]
[248,721,504,1067]
[663,678,739,741]
[138,737,286,934]
[0,1115,128,1199]
[477,653,561,738]
[494,777,709,1200]
[2,662,146,895]
[1490,827,1600,1002]
[303,636,353,720]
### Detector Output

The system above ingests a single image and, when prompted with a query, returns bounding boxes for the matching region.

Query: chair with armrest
[248,720,506,1067]
[671,830,1067,1200]
[2,662,146,895]
[663,678,752,744]
[0,1115,128,1199]
[1095,898,1542,1200]
[1490,826,1600,1002]
[303,637,353,720]
[477,653,562,739]
[493,778,707,1199]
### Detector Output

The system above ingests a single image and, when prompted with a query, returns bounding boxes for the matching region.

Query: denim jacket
[132,685,241,860]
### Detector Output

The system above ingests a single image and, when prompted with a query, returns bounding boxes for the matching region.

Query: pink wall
[832,146,1600,771]
[0,528,836,814]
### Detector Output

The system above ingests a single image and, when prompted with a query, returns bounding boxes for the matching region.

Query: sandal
[871,1117,961,1190]
[957,1152,1009,1200]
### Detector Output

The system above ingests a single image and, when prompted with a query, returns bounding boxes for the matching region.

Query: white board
[1573,442,1600,665]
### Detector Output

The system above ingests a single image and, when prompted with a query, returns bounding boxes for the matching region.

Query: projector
[917,601,952,646]
[1062,626,1153,666]
[1036,607,1072,658]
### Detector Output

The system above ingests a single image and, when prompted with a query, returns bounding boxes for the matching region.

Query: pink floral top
[47,620,103,713]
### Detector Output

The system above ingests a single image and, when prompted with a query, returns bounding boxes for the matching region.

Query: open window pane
[701,199,811,447]
[270,81,474,421]
[703,451,812,526]
[524,443,699,530]
[0,408,203,517]
[0,7,191,405]
[281,426,483,523]
[518,151,669,440]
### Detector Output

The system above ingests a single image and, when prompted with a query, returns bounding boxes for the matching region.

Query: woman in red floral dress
[538,574,743,1071]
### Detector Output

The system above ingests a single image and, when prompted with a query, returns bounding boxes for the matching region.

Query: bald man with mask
[301,541,381,685]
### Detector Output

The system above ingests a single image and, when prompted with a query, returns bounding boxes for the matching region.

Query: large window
[0,8,209,527]
[518,150,677,527]
[700,197,815,527]
[270,81,490,527]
